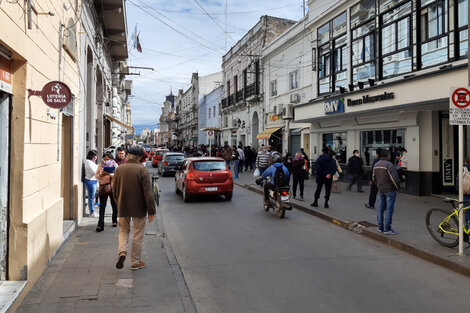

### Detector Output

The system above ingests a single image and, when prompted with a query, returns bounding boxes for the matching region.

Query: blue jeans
[83,179,97,214]
[226,160,232,170]
[377,191,397,232]
[233,160,239,178]
[259,167,267,176]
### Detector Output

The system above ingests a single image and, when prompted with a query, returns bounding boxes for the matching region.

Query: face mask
[354,153,359,157]
[102,159,112,166]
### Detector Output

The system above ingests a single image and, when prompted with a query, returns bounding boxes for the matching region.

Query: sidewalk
[234,168,470,275]
[15,209,195,313]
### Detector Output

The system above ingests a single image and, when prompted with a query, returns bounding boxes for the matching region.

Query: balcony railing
[246,82,259,98]
[221,97,227,108]
[228,94,235,106]
[236,89,244,102]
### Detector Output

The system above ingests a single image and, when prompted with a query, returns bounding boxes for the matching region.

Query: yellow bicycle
[426,198,470,248]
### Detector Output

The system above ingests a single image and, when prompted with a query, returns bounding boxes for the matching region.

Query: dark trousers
[292,175,305,198]
[98,191,118,228]
[348,174,363,191]
[314,177,332,201]
[239,160,244,173]
[368,183,378,207]
[264,182,274,202]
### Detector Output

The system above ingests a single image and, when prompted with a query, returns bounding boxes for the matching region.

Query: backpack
[274,166,288,187]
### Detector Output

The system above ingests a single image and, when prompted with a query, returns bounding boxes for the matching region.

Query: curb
[236,182,470,278]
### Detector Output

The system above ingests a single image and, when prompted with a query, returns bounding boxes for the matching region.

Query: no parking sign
[450,87,470,125]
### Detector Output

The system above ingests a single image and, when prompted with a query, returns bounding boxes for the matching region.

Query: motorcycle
[258,177,292,218]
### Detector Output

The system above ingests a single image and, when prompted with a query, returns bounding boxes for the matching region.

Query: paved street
[15,163,470,313]
[156,167,470,313]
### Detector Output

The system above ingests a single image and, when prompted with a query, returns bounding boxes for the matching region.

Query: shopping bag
[254,168,260,177]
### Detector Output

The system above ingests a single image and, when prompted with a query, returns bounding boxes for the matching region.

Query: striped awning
[256,127,281,140]
[104,114,134,130]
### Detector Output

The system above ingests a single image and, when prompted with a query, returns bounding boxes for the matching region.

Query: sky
[125,0,305,134]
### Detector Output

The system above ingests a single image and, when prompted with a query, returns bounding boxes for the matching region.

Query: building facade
[175,72,222,146]
[220,16,295,150]
[198,85,223,146]
[292,0,469,195]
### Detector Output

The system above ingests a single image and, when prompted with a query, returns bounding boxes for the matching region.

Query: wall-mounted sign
[28,81,73,109]
[449,87,470,125]
[0,55,12,94]
[324,98,344,115]
[269,114,281,121]
[347,92,394,106]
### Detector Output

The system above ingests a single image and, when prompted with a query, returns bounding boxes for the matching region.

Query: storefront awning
[256,127,281,140]
[201,127,221,131]
[104,114,134,131]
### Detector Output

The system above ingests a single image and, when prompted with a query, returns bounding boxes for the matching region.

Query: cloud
[126,0,303,127]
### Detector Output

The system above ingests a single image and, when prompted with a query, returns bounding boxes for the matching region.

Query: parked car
[175,157,233,202]
[158,153,185,176]
[152,148,170,167]
[143,144,151,154]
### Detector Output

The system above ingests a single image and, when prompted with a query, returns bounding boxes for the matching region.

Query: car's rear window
[157,150,169,155]
[166,155,184,161]
[192,161,226,171]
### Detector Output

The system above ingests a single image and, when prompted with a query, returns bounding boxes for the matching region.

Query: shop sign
[449,87,470,125]
[269,114,281,121]
[347,92,394,106]
[0,55,12,94]
[28,81,73,109]
[324,98,344,115]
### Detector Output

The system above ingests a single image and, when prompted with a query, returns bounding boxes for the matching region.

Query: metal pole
[459,124,464,254]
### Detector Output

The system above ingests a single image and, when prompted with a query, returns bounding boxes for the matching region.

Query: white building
[198,85,223,146]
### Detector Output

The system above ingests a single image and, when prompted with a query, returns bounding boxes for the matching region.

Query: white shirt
[84,159,98,180]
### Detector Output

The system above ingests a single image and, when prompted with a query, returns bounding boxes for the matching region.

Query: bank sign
[324,98,344,115]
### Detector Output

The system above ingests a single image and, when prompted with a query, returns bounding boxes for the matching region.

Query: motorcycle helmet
[271,152,282,163]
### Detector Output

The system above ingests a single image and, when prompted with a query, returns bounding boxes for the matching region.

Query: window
[380,1,412,78]
[227,80,230,97]
[361,129,405,156]
[213,105,216,117]
[420,0,449,68]
[458,0,468,58]
[289,71,298,90]
[271,80,277,97]
[351,0,376,85]
[209,108,211,118]
[323,132,347,163]
[317,12,347,94]
[234,75,238,93]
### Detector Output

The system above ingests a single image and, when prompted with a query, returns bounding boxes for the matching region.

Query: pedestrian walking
[83,150,98,217]
[222,145,233,170]
[115,147,127,165]
[292,153,306,200]
[112,147,156,270]
[232,145,240,179]
[311,147,337,208]
[330,151,342,193]
[347,150,364,192]
[283,152,293,183]
[256,146,270,176]
[95,152,119,232]
[364,147,370,166]
[373,149,400,234]
[237,145,245,174]
[365,149,382,209]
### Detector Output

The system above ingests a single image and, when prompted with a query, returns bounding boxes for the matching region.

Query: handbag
[463,167,470,195]
[99,183,112,196]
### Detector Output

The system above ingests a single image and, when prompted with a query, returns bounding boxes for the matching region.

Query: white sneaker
[90,212,99,218]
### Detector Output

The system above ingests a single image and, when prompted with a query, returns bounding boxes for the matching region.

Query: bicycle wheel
[425,208,459,248]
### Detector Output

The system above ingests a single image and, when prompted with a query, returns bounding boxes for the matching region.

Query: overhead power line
[191,0,237,44]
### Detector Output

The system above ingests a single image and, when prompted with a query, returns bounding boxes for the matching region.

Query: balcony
[228,94,235,106]
[236,89,244,102]
[246,82,259,98]
[221,97,228,108]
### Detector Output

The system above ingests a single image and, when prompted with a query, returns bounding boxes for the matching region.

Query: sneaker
[116,252,126,269]
[384,229,397,235]
[91,212,99,218]
[300,196,304,201]
[364,204,374,209]
[131,261,147,270]
[377,228,383,233]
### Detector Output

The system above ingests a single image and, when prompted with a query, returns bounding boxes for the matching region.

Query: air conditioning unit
[290,93,300,103]
[282,103,294,120]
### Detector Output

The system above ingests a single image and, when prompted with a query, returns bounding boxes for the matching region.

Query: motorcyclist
[258,153,290,205]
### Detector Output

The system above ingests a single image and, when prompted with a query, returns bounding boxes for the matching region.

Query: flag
[131,24,138,49]
[136,32,142,53]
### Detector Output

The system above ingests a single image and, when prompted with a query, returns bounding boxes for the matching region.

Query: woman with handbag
[330,151,342,193]
[96,152,119,232]
[292,152,306,200]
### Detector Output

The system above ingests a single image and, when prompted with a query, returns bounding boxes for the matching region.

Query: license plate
[205,187,217,191]
[281,196,290,201]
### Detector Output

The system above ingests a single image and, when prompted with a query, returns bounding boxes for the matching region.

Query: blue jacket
[262,163,290,185]
[315,153,337,178]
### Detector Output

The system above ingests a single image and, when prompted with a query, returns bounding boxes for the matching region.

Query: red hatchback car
[175,157,233,202]
[152,148,169,167]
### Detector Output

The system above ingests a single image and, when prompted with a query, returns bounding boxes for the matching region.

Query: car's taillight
[163,161,168,165]
[280,191,289,196]
[227,171,233,178]
[186,173,194,180]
